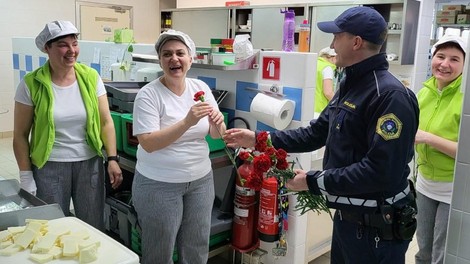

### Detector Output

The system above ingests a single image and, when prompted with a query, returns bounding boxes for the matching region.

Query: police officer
[224,6,419,264]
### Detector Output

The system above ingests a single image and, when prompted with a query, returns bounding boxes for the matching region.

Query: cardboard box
[442,5,466,12]
[436,10,461,16]
[436,16,457,24]
[457,14,470,24]
[225,1,250,6]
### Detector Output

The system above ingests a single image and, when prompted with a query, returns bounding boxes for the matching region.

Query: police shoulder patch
[376,113,402,140]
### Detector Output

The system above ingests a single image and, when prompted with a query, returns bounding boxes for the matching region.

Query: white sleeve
[322,66,334,80]
[14,80,33,106]
[96,77,106,97]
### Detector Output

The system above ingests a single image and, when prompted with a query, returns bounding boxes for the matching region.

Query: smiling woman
[13,20,122,231]
[131,30,226,264]
[414,34,467,264]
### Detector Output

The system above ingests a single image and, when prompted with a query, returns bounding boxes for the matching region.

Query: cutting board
[0,217,140,264]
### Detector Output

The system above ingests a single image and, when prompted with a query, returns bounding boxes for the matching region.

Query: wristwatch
[107,155,120,163]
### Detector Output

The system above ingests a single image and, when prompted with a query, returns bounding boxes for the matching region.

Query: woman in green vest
[13,21,122,230]
[414,34,466,264]
[314,47,337,114]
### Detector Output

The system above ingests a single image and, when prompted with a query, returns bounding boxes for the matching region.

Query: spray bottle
[281,9,295,52]
[298,19,310,52]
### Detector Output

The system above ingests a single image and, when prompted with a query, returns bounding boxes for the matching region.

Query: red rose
[276,149,287,160]
[238,151,252,161]
[193,91,205,102]
[276,159,289,170]
[253,153,271,173]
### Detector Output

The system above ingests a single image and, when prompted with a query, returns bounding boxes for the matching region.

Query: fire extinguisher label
[259,187,279,228]
[236,185,256,196]
[234,206,249,217]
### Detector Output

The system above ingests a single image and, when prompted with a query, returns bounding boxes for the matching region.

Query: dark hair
[45,34,78,49]
[433,42,465,58]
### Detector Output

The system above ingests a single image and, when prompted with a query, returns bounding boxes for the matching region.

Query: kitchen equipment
[105,81,148,113]
[0,179,64,230]
[136,67,162,82]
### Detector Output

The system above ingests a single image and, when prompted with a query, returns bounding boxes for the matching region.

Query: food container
[211,52,236,66]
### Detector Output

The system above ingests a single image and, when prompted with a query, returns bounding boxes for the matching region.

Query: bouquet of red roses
[237,131,330,216]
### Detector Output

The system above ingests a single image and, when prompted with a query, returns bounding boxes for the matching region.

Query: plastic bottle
[298,19,310,52]
[281,9,295,52]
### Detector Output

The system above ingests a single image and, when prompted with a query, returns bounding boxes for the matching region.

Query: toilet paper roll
[250,93,295,130]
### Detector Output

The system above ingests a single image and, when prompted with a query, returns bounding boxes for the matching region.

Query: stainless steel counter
[0,179,64,230]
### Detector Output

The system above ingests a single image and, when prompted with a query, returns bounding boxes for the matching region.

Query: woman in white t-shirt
[13,21,122,230]
[131,30,226,264]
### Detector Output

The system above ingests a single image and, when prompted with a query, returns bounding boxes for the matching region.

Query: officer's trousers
[330,210,411,264]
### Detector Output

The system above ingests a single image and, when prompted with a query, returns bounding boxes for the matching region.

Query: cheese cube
[27,221,45,233]
[14,228,38,249]
[7,226,25,234]
[79,245,98,263]
[0,230,12,242]
[62,239,79,257]
[29,253,53,263]
[0,240,13,249]
[0,243,22,256]
[36,233,59,253]
[48,245,62,259]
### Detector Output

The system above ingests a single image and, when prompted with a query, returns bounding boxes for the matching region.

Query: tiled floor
[0,136,419,263]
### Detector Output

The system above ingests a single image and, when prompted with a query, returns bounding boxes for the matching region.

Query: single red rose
[276,149,287,160]
[238,151,253,161]
[276,159,289,170]
[265,147,276,157]
[253,153,271,173]
[257,131,269,144]
[193,91,205,102]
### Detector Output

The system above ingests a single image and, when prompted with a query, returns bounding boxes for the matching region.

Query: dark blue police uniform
[270,53,419,264]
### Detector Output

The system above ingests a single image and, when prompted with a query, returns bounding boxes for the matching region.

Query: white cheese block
[0,244,22,256]
[7,226,25,235]
[79,245,98,263]
[47,245,62,259]
[62,239,79,257]
[29,253,53,263]
[14,229,38,249]
[35,233,58,253]
[0,240,13,249]
[0,230,12,242]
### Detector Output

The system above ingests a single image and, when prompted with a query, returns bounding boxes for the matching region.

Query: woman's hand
[223,128,256,149]
[108,161,123,189]
[185,102,212,127]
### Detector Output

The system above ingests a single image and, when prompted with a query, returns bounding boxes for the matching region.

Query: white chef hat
[155,29,196,58]
[319,47,337,57]
[431,34,467,56]
[35,21,79,53]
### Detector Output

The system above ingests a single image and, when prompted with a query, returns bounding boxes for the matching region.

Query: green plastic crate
[111,111,123,151]
[120,114,137,157]
[205,112,228,152]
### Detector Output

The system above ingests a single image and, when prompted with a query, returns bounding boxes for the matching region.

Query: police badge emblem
[376,113,402,140]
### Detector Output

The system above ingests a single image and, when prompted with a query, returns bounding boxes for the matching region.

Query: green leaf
[127,45,134,53]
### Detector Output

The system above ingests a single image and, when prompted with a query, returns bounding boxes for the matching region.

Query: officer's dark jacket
[271,53,419,213]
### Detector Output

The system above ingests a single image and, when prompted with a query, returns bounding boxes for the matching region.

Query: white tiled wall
[446,14,470,264]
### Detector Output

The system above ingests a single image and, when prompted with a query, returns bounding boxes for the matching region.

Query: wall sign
[262,57,280,80]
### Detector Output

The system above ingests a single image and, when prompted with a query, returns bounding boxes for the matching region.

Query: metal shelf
[132,51,259,71]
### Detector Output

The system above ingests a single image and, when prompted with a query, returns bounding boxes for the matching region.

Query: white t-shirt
[15,78,106,161]
[133,78,219,183]
[416,172,453,204]
[322,66,334,80]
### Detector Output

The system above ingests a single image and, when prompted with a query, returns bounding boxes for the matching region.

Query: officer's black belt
[337,210,386,228]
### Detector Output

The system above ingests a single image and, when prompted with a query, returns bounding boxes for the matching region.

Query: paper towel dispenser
[136,67,163,82]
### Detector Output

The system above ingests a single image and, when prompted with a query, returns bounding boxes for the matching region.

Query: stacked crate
[436,5,469,24]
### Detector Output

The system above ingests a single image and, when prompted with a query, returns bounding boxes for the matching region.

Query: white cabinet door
[172,9,230,47]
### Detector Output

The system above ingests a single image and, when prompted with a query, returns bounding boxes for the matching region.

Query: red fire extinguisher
[231,162,259,251]
[258,176,280,242]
